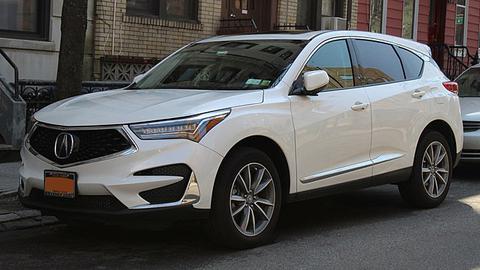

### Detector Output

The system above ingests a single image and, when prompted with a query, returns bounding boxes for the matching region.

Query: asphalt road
[0,164,479,270]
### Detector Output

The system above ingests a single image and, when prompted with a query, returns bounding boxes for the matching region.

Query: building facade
[0,0,96,82]
[1,1,478,83]
[93,0,354,81]
[355,0,480,77]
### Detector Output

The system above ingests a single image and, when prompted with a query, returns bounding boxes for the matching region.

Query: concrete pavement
[0,162,58,231]
[0,162,20,197]
[0,164,478,269]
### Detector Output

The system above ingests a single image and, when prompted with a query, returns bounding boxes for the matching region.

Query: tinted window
[303,40,354,89]
[354,40,405,85]
[132,40,307,90]
[397,47,423,79]
[456,68,480,97]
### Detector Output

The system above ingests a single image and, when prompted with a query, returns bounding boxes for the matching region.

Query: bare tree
[56,0,88,100]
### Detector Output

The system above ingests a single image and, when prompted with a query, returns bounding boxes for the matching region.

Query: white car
[454,64,480,160]
[19,31,463,248]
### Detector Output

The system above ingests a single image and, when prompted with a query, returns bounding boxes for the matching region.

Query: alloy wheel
[229,163,275,237]
[421,141,449,198]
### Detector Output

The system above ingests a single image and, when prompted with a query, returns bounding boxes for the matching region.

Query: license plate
[44,170,77,198]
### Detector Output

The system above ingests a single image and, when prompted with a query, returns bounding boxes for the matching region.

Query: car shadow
[1,168,479,269]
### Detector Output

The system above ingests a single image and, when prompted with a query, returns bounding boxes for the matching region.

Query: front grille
[463,121,480,132]
[136,164,192,204]
[29,188,127,211]
[28,125,133,166]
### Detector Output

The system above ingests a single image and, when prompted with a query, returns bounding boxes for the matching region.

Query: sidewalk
[0,162,20,196]
[0,162,58,231]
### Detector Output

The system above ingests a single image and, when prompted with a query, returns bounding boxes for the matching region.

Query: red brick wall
[357,0,370,31]
[444,3,456,46]
[354,0,479,55]
[386,0,403,36]
[467,0,480,54]
[416,0,430,43]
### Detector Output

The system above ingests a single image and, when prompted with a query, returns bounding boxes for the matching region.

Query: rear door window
[397,47,424,79]
[354,39,405,85]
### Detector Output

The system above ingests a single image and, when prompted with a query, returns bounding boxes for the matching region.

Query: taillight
[442,81,459,95]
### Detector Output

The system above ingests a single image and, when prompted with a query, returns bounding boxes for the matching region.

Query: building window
[296,0,345,30]
[127,0,159,16]
[0,0,50,41]
[127,0,198,22]
[369,0,384,33]
[455,0,467,46]
[402,0,415,39]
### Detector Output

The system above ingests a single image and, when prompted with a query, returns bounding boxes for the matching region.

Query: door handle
[351,101,369,111]
[412,90,426,99]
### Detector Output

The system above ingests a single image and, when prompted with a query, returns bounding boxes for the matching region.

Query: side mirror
[133,73,145,83]
[303,70,329,93]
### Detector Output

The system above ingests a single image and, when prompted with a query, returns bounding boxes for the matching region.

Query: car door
[289,39,373,192]
[352,39,428,176]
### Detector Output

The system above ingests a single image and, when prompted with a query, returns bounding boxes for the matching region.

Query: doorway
[219,0,277,34]
[428,0,447,68]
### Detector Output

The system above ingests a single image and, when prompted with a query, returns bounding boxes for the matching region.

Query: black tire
[399,130,453,208]
[208,147,282,249]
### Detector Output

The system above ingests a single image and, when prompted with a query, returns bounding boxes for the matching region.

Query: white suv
[20,31,463,248]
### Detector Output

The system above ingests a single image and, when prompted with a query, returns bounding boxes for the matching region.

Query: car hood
[460,97,480,122]
[34,89,264,126]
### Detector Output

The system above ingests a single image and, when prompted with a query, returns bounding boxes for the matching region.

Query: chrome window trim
[25,122,138,168]
[300,153,404,184]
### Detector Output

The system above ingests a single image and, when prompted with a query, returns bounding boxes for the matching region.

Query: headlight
[129,109,230,142]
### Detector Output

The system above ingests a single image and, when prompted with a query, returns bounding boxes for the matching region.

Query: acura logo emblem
[54,132,75,160]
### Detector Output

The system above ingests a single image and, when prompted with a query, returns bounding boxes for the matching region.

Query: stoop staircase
[0,49,26,162]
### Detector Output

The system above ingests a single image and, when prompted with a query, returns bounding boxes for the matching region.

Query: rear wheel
[209,147,282,249]
[399,131,452,208]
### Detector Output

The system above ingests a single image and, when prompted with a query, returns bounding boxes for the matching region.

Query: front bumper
[461,129,480,160]
[19,125,224,216]
[19,191,209,223]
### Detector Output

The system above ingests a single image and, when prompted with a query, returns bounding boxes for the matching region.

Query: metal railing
[429,43,479,80]
[0,48,20,100]
[217,18,258,35]
[273,24,310,31]
[19,80,129,122]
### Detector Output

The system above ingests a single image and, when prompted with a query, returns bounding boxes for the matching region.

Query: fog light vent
[135,164,192,204]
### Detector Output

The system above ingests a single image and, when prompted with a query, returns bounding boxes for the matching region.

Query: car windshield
[456,67,480,97]
[130,40,308,90]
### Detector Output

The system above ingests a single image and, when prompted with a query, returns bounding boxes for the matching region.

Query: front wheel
[399,130,452,208]
[209,147,282,249]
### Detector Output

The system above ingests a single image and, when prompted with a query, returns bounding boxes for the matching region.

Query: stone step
[0,145,21,163]
[0,144,15,151]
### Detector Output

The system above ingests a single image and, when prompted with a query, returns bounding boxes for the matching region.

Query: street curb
[0,190,17,199]
[0,216,59,232]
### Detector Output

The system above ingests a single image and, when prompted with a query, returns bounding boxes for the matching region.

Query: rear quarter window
[397,47,424,79]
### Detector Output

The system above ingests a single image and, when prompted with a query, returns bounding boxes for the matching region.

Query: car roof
[198,31,328,42]
[198,30,432,57]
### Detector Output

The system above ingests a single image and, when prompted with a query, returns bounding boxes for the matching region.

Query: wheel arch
[419,120,457,158]
[215,135,291,205]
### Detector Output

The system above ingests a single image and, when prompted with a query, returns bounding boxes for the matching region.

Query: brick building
[1,1,478,82]
[0,1,355,82]
[355,0,480,78]
[94,0,355,81]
